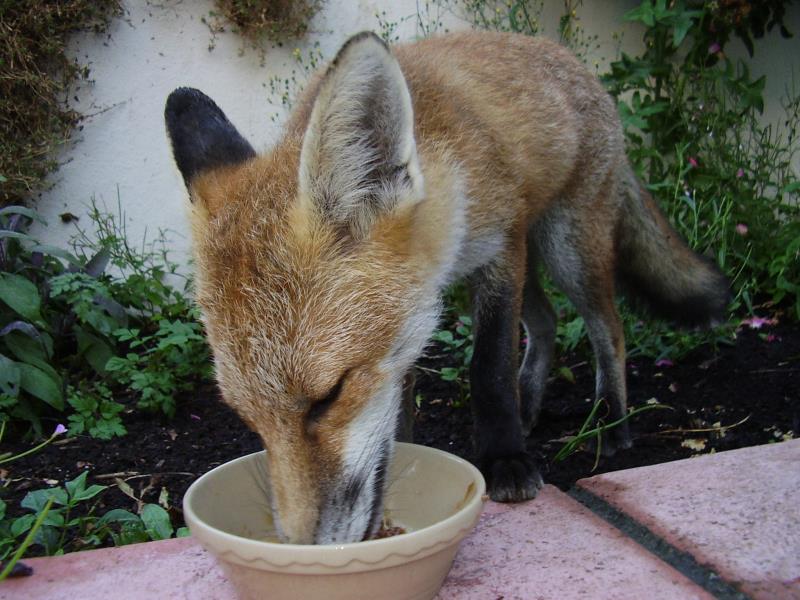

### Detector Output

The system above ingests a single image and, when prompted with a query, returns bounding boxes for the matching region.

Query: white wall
[31,0,799,272]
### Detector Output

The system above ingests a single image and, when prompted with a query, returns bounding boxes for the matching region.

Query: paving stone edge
[568,486,752,600]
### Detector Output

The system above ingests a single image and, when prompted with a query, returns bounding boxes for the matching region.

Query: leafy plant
[0,200,212,436]
[1,471,188,561]
[431,314,474,406]
[603,0,799,324]
[66,382,125,440]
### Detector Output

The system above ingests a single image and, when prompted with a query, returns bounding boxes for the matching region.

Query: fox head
[166,33,461,543]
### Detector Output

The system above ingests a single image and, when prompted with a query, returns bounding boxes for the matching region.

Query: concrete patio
[3,439,798,599]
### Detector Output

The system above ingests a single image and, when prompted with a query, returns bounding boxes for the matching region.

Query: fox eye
[306,374,346,425]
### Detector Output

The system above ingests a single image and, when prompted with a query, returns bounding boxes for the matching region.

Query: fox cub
[166,31,728,544]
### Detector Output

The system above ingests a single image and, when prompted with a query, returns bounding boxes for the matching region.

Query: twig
[652,414,750,436]
[96,471,194,481]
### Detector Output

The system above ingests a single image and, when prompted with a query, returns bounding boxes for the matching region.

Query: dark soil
[3,315,798,548]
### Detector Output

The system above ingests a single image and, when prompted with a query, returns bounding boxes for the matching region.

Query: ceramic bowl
[183,442,486,600]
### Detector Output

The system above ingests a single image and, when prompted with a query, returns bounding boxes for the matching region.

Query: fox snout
[264,416,395,545]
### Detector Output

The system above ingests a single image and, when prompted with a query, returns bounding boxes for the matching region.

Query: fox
[165,31,728,545]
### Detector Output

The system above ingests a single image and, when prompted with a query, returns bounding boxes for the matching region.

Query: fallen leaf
[681,438,707,451]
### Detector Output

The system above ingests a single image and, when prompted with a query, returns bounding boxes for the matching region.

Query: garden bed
[2,314,796,538]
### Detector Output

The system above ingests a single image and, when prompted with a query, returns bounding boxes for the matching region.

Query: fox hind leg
[535,205,632,455]
[519,246,557,436]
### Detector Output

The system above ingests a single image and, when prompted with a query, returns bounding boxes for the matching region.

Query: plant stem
[0,497,54,581]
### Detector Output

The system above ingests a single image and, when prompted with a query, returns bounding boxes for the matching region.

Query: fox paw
[586,426,633,457]
[484,452,543,502]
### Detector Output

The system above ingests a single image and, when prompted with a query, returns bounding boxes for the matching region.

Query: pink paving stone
[436,486,711,600]
[578,439,800,600]
[0,485,708,600]
[0,536,237,600]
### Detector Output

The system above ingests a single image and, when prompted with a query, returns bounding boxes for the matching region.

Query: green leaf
[65,471,88,499]
[140,504,173,540]
[671,11,699,47]
[4,331,56,375]
[75,328,114,374]
[17,363,63,410]
[28,244,80,265]
[97,509,140,527]
[0,206,46,225]
[0,274,41,322]
[176,526,190,538]
[0,354,20,397]
[10,514,35,537]
[432,330,454,344]
[21,488,68,512]
[624,1,655,26]
[439,367,461,381]
[74,483,107,502]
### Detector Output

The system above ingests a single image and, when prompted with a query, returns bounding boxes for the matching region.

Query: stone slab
[0,485,709,600]
[577,439,800,599]
[437,486,711,600]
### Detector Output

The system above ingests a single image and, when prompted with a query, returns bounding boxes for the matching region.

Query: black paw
[483,452,543,502]
[585,423,633,457]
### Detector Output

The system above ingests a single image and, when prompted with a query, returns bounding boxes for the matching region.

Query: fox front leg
[469,266,544,502]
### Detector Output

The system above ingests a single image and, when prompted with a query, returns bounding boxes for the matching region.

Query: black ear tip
[165,87,216,122]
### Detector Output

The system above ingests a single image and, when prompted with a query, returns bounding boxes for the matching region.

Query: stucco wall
[31,0,799,271]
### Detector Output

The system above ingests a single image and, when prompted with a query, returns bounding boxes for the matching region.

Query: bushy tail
[615,165,730,327]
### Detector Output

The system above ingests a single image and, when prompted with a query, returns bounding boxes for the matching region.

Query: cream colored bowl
[183,442,486,600]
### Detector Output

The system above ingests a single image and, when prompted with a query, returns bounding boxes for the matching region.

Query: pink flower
[766,334,779,343]
[708,42,721,54]
[736,168,744,178]
[53,424,67,436]
[741,316,777,330]
[735,223,748,235]
[655,358,674,368]
[688,157,699,168]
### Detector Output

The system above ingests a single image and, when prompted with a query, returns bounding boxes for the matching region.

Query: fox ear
[165,87,256,192]
[299,32,422,237]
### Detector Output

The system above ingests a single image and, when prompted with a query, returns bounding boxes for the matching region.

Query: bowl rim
[183,442,486,572]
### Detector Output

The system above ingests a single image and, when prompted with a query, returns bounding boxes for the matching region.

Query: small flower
[740,316,777,330]
[190,414,201,421]
[655,358,674,368]
[735,223,748,236]
[688,157,699,168]
[736,168,745,178]
[708,42,721,54]
[53,424,67,436]
[765,334,779,343]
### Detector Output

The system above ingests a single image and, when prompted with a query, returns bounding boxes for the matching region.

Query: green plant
[0,200,212,436]
[65,382,125,439]
[266,43,324,121]
[431,314,474,405]
[603,0,799,324]
[0,1,120,204]
[554,399,670,469]
[459,0,544,36]
[1,471,188,561]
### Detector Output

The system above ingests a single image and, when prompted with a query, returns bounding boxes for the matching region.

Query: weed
[0,1,120,204]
